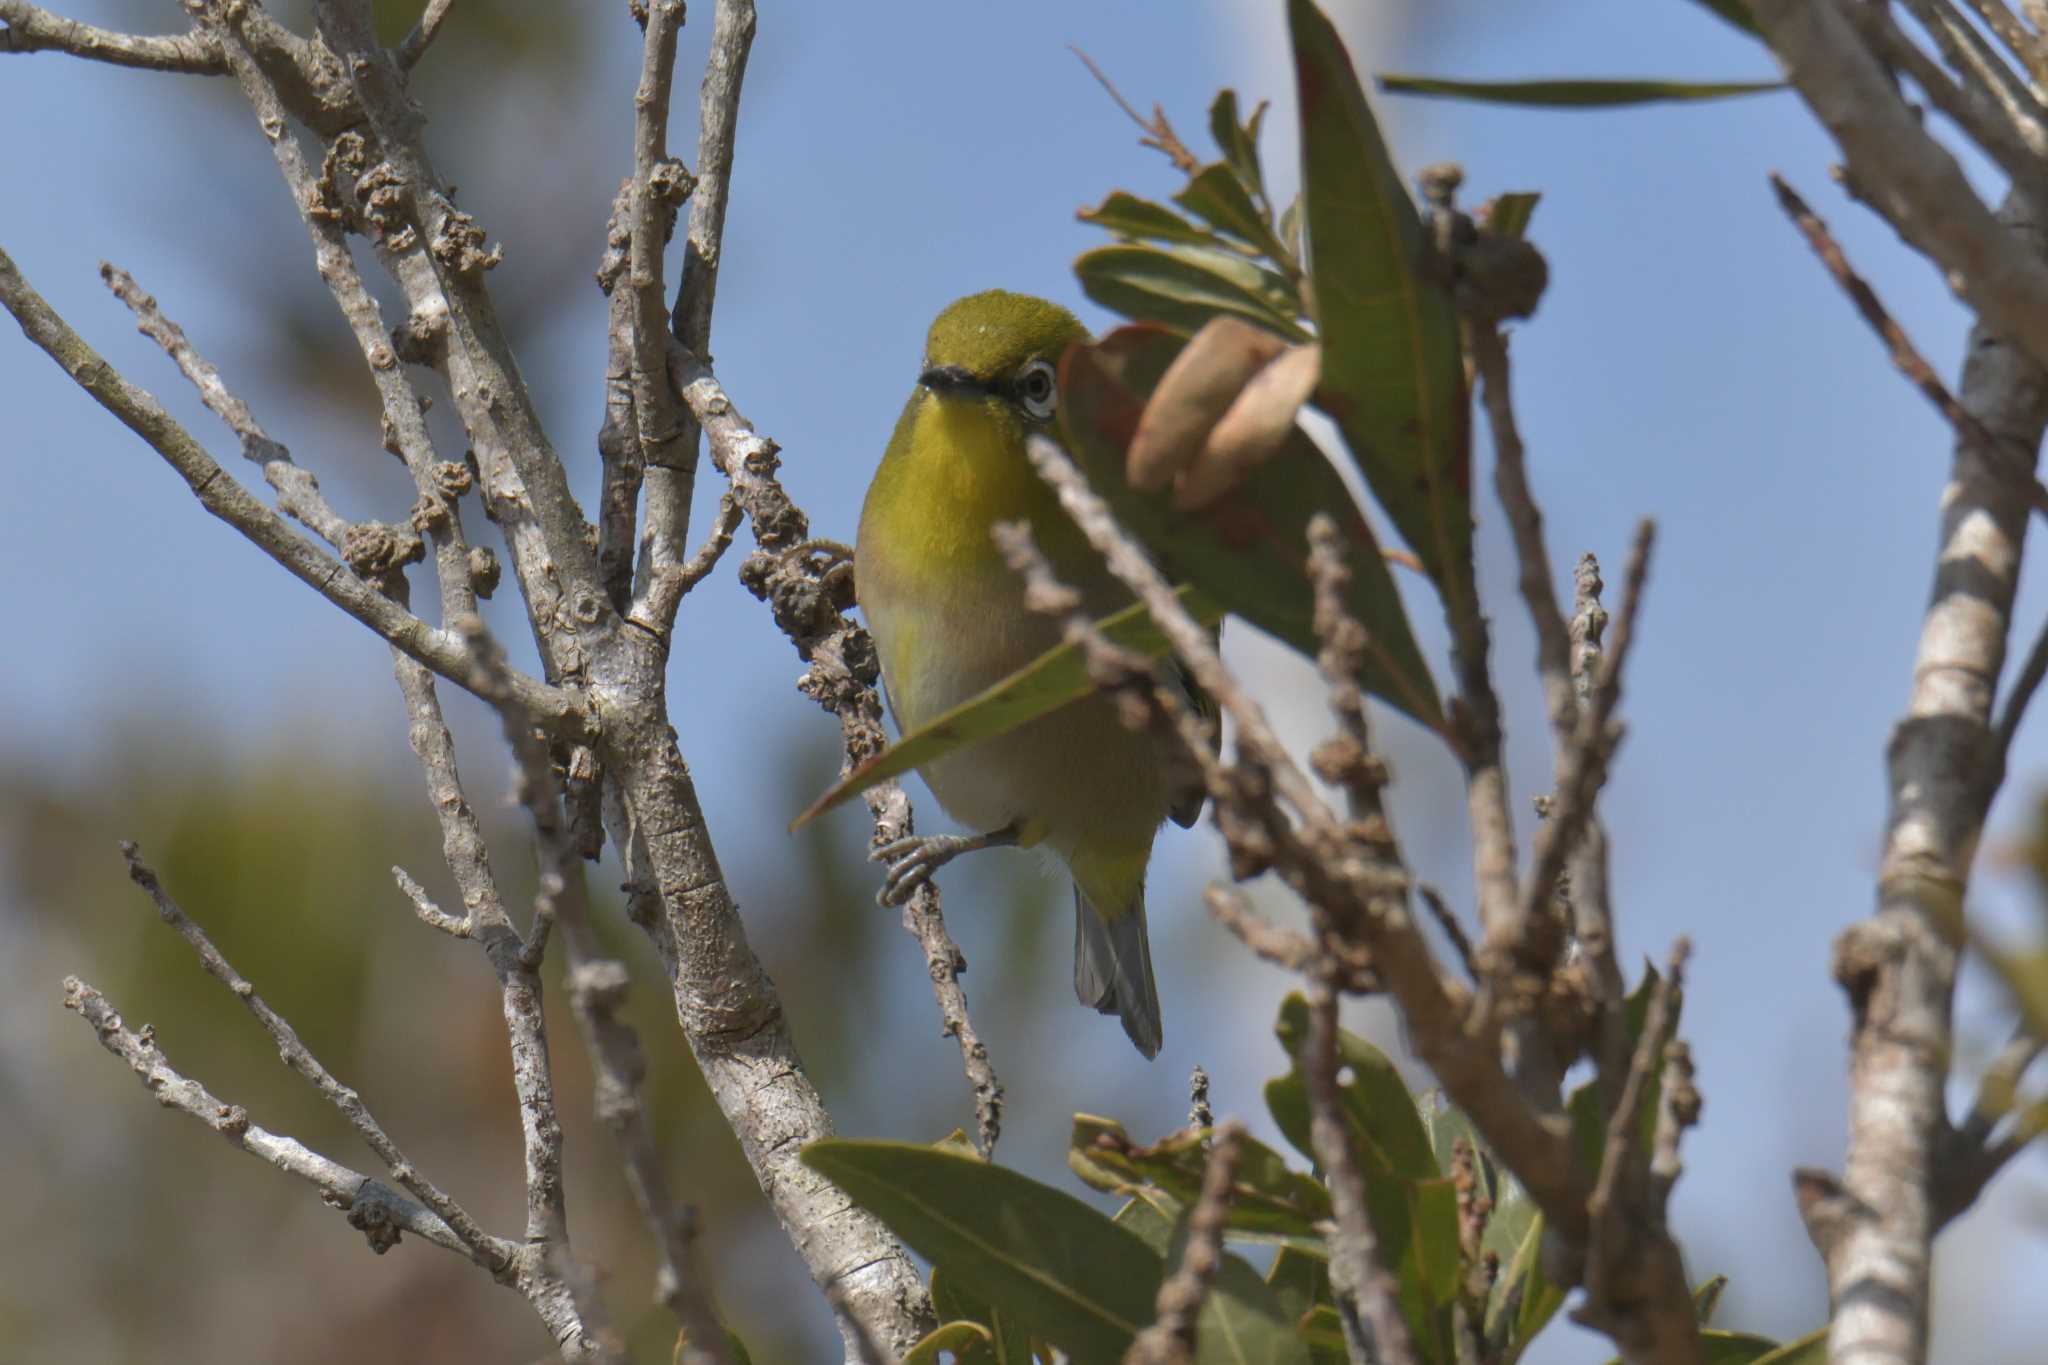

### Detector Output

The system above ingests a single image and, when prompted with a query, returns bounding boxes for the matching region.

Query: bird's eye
[1014,359,1058,421]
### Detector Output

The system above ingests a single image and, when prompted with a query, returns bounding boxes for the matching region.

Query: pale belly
[865,583,1170,858]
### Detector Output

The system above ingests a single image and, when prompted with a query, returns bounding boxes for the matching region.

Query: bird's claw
[870,833,960,907]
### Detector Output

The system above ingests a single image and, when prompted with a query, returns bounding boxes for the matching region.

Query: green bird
[855,289,1205,1059]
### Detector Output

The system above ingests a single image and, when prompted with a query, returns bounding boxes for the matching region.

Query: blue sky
[4,1,2044,1359]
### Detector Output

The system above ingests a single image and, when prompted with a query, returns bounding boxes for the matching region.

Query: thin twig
[0,1,222,72]
[1588,939,1689,1221]
[1469,323,1575,742]
[1753,0,2048,376]
[1124,1122,1246,1365]
[460,618,730,1359]
[100,261,351,548]
[1897,0,2048,157]
[1771,173,2048,517]
[1205,885,1318,972]
[1993,611,2048,782]
[1307,983,1420,1365]
[1068,44,1201,174]
[0,246,577,726]
[118,843,506,1270]
[624,0,698,632]
[394,865,472,937]
[1520,522,1656,931]
[643,0,757,632]
[61,976,506,1265]
[1957,0,2048,88]
[396,0,456,70]
[1419,884,1479,985]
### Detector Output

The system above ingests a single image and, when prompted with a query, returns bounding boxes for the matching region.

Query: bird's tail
[1069,847,1162,1059]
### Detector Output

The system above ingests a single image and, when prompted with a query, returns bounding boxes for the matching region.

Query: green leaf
[1288,0,1472,602]
[1683,0,1761,38]
[1366,1172,1464,1354]
[1058,326,1444,730]
[1208,90,1270,203]
[792,586,1227,827]
[1160,1217,1311,1365]
[1567,963,1675,1179]
[904,1322,996,1365]
[1078,191,1233,250]
[1265,993,1439,1179]
[1075,243,1311,342]
[1750,1329,1829,1364]
[1069,1115,1332,1242]
[932,1266,1038,1365]
[803,1140,1160,1364]
[1485,193,1541,241]
[1112,1188,1182,1255]
[1693,1274,1728,1326]
[1266,1244,1334,1328]
[1176,164,1299,277]
[1377,75,1784,107]
[1485,1210,1567,1361]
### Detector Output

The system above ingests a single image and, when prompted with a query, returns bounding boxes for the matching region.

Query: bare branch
[643,0,757,621]
[1124,1122,1246,1365]
[1751,0,2048,376]
[1068,45,1202,176]
[61,976,504,1265]
[1307,985,1419,1365]
[394,865,472,937]
[1958,0,2048,87]
[0,246,578,726]
[623,0,698,635]
[1205,884,1318,973]
[1770,174,2048,518]
[100,261,351,548]
[1469,323,1575,743]
[311,0,601,599]
[396,0,456,71]
[0,2,221,73]
[1520,522,1655,936]
[118,843,504,1268]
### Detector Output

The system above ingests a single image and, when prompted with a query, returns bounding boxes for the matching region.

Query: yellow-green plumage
[856,290,1194,1058]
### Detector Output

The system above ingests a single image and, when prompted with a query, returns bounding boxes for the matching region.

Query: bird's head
[918,289,1089,426]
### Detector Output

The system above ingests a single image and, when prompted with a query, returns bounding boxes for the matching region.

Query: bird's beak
[918,364,990,399]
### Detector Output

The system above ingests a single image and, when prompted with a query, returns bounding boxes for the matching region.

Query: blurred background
[4,0,2045,1360]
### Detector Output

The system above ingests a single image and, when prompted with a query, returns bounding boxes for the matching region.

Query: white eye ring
[1015,359,1058,421]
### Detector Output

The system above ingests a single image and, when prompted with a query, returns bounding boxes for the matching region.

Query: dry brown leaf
[1176,341,1321,510]
[1126,315,1286,493]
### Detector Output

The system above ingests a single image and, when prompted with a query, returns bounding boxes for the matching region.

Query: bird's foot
[870,825,1019,906]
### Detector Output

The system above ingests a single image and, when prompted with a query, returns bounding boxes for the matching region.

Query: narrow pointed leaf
[1378,74,1784,106]
[1176,164,1298,271]
[1209,90,1270,201]
[1486,1210,1567,1358]
[793,586,1226,827]
[1266,992,1438,1179]
[804,1140,1160,1364]
[1694,1275,1728,1325]
[1079,191,1233,250]
[1076,242,1310,342]
[1069,1115,1331,1241]
[1059,326,1443,730]
[1289,0,1472,600]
